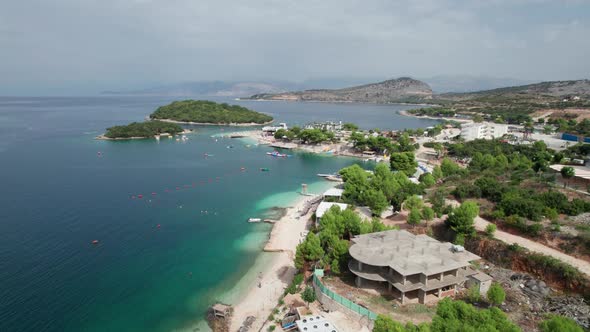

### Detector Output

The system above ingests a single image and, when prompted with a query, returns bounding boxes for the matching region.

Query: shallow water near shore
[0,96,437,332]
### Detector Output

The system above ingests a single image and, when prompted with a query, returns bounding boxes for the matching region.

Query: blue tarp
[562,133,579,142]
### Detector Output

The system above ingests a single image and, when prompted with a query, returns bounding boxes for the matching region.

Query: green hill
[410,79,590,124]
[104,121,183,139]
[149,100,272,124]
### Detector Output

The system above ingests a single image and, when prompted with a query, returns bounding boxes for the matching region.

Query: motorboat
[266,150,288,157]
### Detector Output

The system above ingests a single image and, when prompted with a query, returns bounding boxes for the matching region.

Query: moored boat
[266,151,288,157]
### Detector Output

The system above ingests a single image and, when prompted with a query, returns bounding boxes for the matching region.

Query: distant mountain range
[249,77,432,103]
[101,77,590,102]
[422,75,534,93]
[439,79,590,100]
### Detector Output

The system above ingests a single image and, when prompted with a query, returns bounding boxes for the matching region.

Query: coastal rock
[237,316,256,332]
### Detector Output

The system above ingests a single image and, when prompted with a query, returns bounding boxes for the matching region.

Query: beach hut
[322,188,344,202]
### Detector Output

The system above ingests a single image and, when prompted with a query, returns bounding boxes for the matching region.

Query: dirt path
[474,216,590,275]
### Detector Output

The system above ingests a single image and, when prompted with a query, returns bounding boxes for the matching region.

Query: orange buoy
[137,194,143,199]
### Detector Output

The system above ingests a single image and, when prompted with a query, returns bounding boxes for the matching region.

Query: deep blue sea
[0,96,439,331]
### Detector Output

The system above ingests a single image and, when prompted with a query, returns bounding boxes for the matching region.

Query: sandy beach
[229,193,327,331]
[219,129,379,161]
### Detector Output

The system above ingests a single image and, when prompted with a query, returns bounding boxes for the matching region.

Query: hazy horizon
[1,0,589,95]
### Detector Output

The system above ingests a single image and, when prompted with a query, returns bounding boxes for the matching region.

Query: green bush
[408,208,422,225]
[539,315,583,332]
[302,286,316,305]
[452,183,482,200]
[284,283,297,295]
[485,224,497,237]
[468,284,481,303]
[293,273,304,285]
[487,282,506,306]
[421,207,435,221]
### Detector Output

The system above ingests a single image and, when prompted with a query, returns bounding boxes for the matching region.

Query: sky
[1,0,589,95]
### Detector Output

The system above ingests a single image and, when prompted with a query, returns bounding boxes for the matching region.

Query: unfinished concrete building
[348,230,483,304]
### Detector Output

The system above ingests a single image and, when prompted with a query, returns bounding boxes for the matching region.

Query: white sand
[229,195,320,331]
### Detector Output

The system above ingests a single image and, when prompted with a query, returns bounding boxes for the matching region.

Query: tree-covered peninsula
[103,120,184,139]
[149,100,273,125]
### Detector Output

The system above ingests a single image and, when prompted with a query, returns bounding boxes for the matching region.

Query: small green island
[101,120,184,139]
[149,100,273,125]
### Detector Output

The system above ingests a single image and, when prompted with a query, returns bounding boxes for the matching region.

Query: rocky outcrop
[250,77,433,103]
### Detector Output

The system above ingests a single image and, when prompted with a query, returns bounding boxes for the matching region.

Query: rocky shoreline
[95,129,193,140]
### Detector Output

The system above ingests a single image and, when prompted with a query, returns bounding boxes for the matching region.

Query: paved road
[474,216,590,276]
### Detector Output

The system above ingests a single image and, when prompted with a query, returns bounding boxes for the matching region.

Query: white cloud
[0,0,589,94]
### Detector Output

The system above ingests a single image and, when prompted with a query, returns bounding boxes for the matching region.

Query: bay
[0,96,438,331]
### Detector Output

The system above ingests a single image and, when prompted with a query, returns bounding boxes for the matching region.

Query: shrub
[499,193,544,221]
[268,325,276,331]
[446,201,479,236]
[421,207,435,221]
[539,315,583,332]
[485,224,497,237]
[544,207,559,221]
[404,195,424,211]
[292,273,304,285]
[419,173,436,187]
[302,286,316,305]
[468,284,481,303]
[431,298,520,332]
[487,282,506,306]
[454,233,465,246]
[408,208,422,225]
[452,183,482,200]
[284,283,297,295]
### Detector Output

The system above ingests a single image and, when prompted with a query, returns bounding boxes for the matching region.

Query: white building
[460,122,508,141]
[262,123,288,133]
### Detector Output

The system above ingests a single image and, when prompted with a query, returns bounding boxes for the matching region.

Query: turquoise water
[0,96,437,331]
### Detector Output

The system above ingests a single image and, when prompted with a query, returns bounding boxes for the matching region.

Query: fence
[312,274,378,320]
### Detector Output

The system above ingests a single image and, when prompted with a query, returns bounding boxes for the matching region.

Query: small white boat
[317,173,335,178]
[266,151,288,157]
[248,218,262,223]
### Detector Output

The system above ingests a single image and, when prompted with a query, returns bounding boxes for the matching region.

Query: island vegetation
[274,126,338,144]
[150,100,273,124]
[103,120,183,139]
